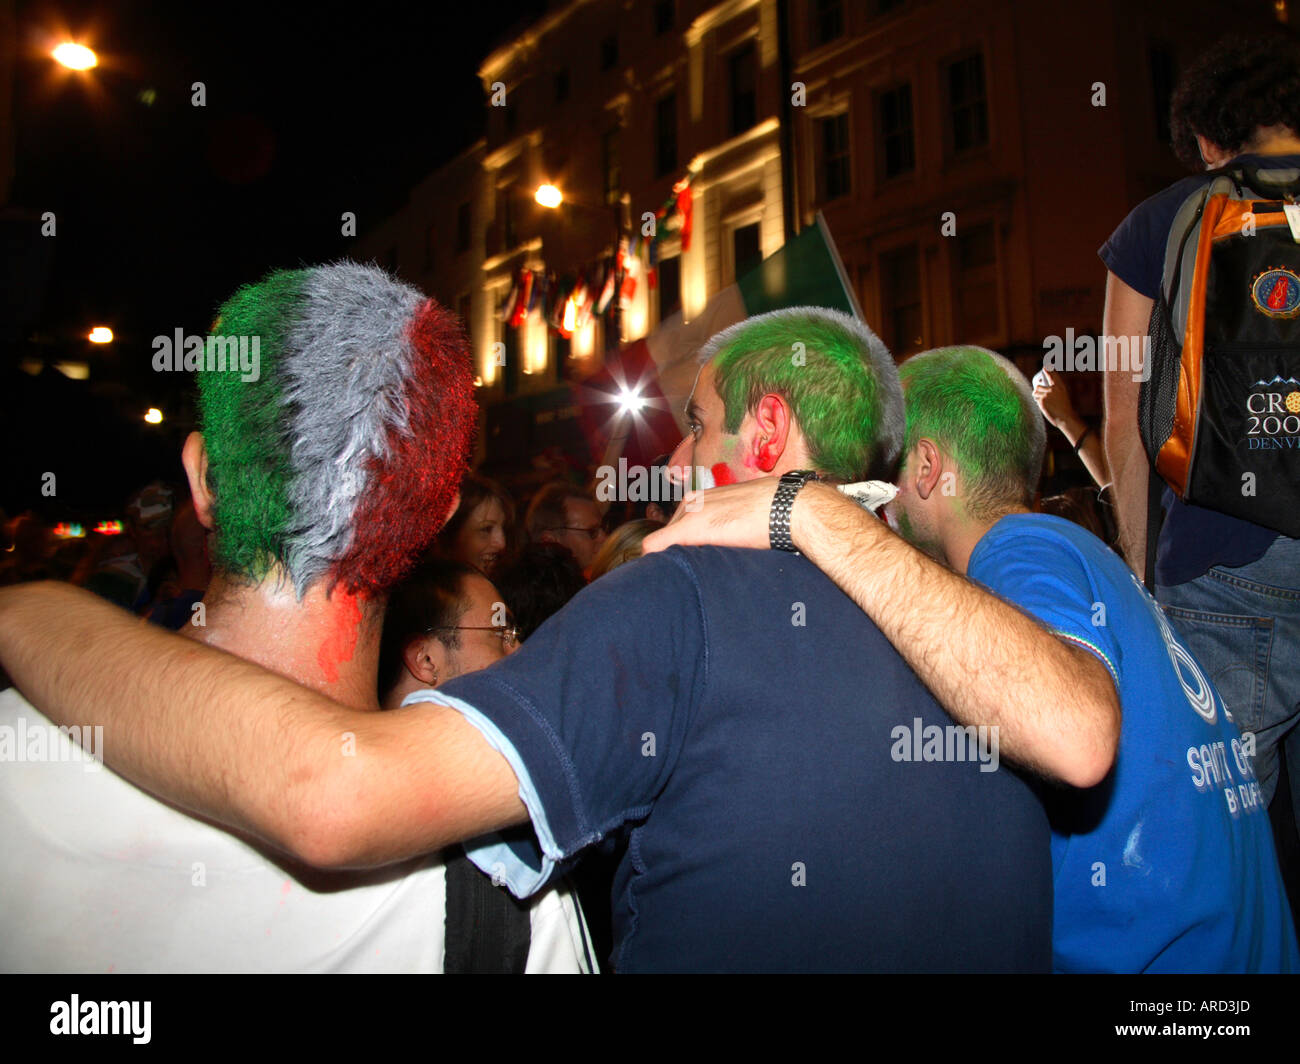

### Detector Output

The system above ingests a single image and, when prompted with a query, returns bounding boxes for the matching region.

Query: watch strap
[769,470,820,552]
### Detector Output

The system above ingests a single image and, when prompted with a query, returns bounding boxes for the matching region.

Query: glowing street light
[535,184,563,209]
[53,42,98,70]
[616,386,645,416]
[88,326,113,344]
[144,408,163,424]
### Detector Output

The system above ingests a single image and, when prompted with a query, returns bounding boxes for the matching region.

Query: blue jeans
[1157,534,1300,824]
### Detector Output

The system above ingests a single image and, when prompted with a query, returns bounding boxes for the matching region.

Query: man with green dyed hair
[897,345,1046,516]
[648,342,1298,972]
[702,306,903,483]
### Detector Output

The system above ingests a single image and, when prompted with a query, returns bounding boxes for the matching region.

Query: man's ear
[1195,133,1231,170]
[181,432,217,532]
[911,439,947,501]
[403,635,447,688]
[750,393,793,473]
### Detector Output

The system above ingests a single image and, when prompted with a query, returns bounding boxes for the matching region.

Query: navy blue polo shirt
[421,546,1053,972]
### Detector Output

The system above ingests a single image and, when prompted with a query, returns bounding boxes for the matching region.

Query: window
[456,203,471,254]
[554,68,570,103]
[953,222,998,340]
[601,35,618,71]
[602,129,622,206]
[655,93,677,178]
[729,44,757,137]
[733,223,762,280]
[1149,44,1176,144]
[502,188,517,250]
[728,43,759,136]
[879,84,915,179]
[817,112,851,202]
[655,0,674,35]
[659,254,682,319]
[809,0,843,47]
[425,222,438,271]
[948,54,988,153]
[881,244,923,356]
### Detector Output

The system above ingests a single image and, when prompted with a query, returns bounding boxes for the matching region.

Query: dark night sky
[14,0,548,335]
[4,0,549,515]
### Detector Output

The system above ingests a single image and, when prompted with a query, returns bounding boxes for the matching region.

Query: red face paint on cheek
[710,462,736,486]
[317,592,363,684]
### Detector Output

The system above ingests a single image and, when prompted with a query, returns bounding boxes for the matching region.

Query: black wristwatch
[769,470,821,552]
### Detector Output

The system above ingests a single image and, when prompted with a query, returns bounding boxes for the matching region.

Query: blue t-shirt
[969,513,1299,973]
[1099,155,1300,584]
[426,546,1053,973]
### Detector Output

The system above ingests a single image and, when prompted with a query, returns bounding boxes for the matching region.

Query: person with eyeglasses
[524,482,608,573]
[380,558,520,710]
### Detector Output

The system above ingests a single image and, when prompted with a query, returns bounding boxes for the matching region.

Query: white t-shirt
[0,689,593,973]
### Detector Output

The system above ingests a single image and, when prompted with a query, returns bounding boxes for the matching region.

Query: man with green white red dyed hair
[649,342,1298,972]
[0,262,592,973]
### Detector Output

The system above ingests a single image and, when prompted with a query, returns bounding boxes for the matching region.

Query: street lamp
[53,43,98,70]
[88,326,113,343]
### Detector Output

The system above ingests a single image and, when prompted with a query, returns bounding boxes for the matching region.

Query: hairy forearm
[792,485,1118,786]
[0,582,519,866]
[1103,392,1149,573]
[1102,271,1154,575]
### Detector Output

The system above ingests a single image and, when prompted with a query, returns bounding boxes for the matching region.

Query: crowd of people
[0,32,1298,973]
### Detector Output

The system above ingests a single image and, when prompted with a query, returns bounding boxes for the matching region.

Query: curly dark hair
[1171,31,1300,169]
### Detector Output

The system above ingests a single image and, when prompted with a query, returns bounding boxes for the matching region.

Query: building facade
[356,0,1279,475]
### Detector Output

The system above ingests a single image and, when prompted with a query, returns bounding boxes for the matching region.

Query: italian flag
[575,214,862,467]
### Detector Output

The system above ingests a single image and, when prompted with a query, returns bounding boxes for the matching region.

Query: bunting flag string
[494,170,694,335]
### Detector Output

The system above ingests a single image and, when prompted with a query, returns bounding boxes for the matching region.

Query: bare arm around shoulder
[645,482,1120,787]
[1103,270,1156,574]
[0,582,527,867]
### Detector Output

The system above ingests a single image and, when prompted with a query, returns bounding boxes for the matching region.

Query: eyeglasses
[432,623,520,649]
[549,525,603,540]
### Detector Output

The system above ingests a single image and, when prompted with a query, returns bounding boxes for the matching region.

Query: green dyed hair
[898,346,1045,517]
[701,307,904,481]
[198,271,302,582]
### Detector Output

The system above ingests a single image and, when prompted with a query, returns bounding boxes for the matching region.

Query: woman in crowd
[436,474,515,577]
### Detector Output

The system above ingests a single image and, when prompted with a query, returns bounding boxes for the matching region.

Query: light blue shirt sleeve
[400,688,564,899]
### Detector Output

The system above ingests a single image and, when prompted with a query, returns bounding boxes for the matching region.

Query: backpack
[1141,164,1300,539]
[442,850,533,973]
